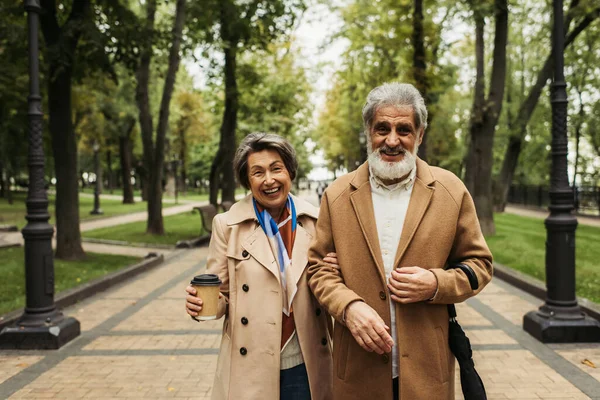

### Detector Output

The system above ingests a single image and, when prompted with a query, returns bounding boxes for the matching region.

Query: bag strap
[445,263,480,321]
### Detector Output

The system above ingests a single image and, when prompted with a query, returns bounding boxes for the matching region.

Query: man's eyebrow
[374,121,390,127]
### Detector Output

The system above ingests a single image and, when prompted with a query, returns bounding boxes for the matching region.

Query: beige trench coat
[206,194,333,400]
[307,159,493,400]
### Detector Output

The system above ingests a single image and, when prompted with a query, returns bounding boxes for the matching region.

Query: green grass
[0,192,170,229]
[0,246,139,315]
[488,213,600,303]
[83,210,203,246]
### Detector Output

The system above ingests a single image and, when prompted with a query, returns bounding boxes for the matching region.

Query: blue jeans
[280,363,311,400]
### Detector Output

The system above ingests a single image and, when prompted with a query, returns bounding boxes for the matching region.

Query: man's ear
[418,128,425,145]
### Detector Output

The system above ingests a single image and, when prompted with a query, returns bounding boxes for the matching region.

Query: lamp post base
[524,309,600,343]
[90,209,103,215]
[0,316,80,350]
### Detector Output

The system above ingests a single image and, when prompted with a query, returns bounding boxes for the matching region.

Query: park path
[504,205,600,227]
[77,192,195,205]
[0,199,210,256]
[0,246,598,399]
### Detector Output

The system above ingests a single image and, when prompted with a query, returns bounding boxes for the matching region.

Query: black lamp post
[523,0,600,343]
[90,140,103,215]
[0,0,80,349]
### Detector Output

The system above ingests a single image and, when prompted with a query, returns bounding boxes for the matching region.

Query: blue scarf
[253,195,297,316]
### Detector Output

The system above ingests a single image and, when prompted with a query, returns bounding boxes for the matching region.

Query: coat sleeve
[429,187,493,305]
[307,191,364,323]
[206,214,229,319]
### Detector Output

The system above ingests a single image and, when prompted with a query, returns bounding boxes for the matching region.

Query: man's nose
[386,130,401,147]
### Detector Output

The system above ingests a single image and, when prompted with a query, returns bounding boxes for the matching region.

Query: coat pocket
[336,328,350,380]
[435,326,450,383]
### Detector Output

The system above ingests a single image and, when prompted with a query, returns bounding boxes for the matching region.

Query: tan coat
[307,159,493,400]
[206,194,333,400]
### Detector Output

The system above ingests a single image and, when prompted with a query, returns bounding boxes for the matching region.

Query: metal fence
[508,184,600,216]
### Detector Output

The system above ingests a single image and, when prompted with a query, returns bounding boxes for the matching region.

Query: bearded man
[307,82,493,400]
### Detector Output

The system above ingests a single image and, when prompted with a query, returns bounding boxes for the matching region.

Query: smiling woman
[184,132,334,400]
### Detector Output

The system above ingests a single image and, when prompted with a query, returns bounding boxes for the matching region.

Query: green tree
[194,0,306,205]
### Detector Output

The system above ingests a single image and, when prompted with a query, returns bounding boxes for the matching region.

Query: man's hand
[345,301,394,355]
[387,266,437,304]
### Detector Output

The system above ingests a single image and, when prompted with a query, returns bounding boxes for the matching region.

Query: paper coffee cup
[190,274,222,320]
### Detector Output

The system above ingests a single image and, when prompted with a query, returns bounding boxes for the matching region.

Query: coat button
[241,317,248,325]
[382,354,389,364]
[316,308,321,316]
[240,347,247,356]
[321,338,327,346]
[242,284,249,292]
[242,250,249,257]
[379,291,387,300]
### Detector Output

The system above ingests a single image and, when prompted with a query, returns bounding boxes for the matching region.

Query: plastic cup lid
[190,273,221,286]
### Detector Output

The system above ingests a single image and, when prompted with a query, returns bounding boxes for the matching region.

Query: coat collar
[349,157,436,280]
[225,193,318,285]
[225,193,319,226]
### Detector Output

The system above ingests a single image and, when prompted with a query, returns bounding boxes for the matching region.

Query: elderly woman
[185,133,334,400]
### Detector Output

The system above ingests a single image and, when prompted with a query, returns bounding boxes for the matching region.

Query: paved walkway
[0,247,598,399]
[504,205,600,227]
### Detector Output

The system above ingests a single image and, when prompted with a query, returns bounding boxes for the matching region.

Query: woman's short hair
[362,82,428,133]
[233,132,298,189]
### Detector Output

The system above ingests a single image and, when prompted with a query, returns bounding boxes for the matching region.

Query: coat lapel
[241,225,280,282]
[393,159,435,267]
[289,223,311,288]
[349,164,387,285]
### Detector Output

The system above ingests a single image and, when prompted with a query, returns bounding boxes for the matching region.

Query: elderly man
[307,82,493,400]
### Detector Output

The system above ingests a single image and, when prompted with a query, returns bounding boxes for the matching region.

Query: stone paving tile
[455,302,494,327]
[66,299,136,332]
[464,329,518,345]
[82,334,221,351]
[553,344,600,383]
[454,350,591,400]
[477,282,539,326]
[8,355,217,399]
[0,356,43,385]
[110,299,223,332]
[103,249,206,300]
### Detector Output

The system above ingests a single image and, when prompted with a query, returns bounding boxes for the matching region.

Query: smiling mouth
[263,187,280,195]
[381,149,404,157]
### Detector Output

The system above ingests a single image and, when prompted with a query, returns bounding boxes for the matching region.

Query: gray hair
[233,132,298,189]
[362,82,428,134]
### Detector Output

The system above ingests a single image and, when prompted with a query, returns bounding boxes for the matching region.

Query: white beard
[367,136,418,182]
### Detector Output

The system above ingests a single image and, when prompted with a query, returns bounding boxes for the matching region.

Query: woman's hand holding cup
[185,285,203,317]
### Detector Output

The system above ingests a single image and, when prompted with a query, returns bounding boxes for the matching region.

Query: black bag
[446,264,487,400]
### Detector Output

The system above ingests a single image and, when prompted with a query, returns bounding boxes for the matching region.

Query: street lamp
[90,140,103,215]
[523,0,600,342]
[0,0,80,349]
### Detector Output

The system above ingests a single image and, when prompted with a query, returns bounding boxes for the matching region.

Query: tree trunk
[464,0,508,236]
[179,120,188,195]
[48,67,86,260]
[494,4,600,208]
[39,0,89,260]
[412,0,428,161]
[0,161,4,198]
[106,148,113,194]
[119,121,135,204]
[134,0,186,234]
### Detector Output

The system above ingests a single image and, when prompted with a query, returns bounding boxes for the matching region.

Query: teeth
[264,188,279,194]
